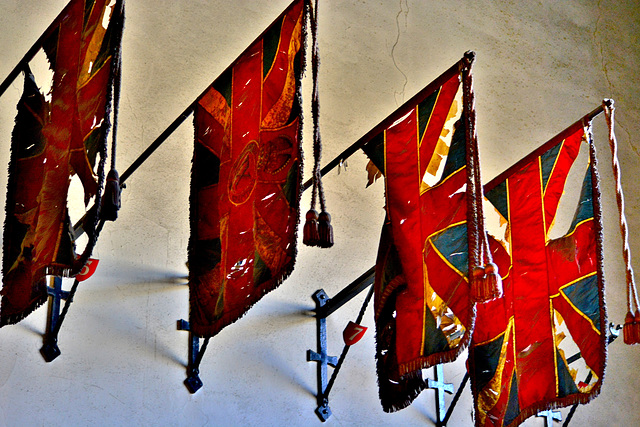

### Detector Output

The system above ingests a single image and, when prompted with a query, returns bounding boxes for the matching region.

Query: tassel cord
[463,54,494,270]
[309,0,325,214]
[603,101,639,313]
[109,2,125,173]
[462,53,482,273]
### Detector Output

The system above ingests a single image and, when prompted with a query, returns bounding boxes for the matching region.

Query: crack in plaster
[592,0,639,161]
[593,0,613,93]
[391,0,409,106]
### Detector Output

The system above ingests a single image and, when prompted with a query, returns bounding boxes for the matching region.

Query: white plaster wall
[0,1,639,425]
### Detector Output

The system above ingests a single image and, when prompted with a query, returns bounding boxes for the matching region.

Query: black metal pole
[119,104,195,185]
[322,284,374,399]
[0,1,76,98]
[440,372,469,426]
[315,266,375,319]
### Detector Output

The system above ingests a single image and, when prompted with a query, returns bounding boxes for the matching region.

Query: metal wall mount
[177,319,210,394]
[40,276,81,362]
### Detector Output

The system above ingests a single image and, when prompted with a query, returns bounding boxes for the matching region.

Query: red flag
[470,123,606,426]
[188,0,305,338]
[1,0,124,326]
[363,55,486,411]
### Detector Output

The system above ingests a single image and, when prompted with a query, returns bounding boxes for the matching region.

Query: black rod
[120,0,304,185]
[322,283,374,400]
[440,372,469,427]
[302,56,466,192]
[192,337,210,372]
[119,103,195,184]
[121,53,463,194]
[315,266,375,319]
[563,403,579,427]
[48,279,80,340]
[485,102,607,192]
[0,1,76,98]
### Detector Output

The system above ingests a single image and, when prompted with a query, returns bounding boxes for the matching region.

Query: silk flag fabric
[189,0,305,338]
[1,0,124,326]
[364,62,483,411]
[470,125,606,426]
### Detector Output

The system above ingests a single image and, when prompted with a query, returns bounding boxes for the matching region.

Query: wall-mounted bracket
[537,410,562,426]
[306,290,337,421]
[40,276,78,362]
[428,364,454,425]
[177,319,210,394]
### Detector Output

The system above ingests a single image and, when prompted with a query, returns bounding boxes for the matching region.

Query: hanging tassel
[470,266,486,303]
[317,211,333,248]
[99,10,124,224]
[623,310,640,345]
[303,209,319,246]
[463,51,501,304]
[634,310,640,344]
[100,169,121,221]
[603,101,640,345]
[482,262,503,301]
[303,0,333,249]
[471,263,502,303]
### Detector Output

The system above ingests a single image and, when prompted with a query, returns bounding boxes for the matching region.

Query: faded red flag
[470,123,606,426]
[362,56,486,411]
[1,0,124,326]
[188,0,306,338]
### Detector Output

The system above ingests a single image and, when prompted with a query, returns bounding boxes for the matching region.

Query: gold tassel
[470,266,486,302]
[483,262,503,300]
[471,263,503,303]
[303,209,319,247]
[624,310,640,345]
[317,211,333,248]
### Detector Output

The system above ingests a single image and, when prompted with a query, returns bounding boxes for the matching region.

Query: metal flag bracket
[177,319,210,394]
[305,267,468,425]
[428,364,455,426]
[306,267,375,422]
[40,276,81,362]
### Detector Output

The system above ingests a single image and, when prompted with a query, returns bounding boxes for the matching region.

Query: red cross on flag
[470,122,606,427]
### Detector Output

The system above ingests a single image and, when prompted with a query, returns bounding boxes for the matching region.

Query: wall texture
[0,1,639,425]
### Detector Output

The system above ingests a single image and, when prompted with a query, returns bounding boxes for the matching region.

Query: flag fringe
[375,274,478,412]
[500,384,603,427]
[190,260,299,338]
[0,288,47,328]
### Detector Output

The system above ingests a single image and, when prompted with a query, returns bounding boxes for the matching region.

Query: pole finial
[464,50,476,66]
[603,98,614,110]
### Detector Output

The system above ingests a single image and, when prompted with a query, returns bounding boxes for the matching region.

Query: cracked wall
[0,1,639,426]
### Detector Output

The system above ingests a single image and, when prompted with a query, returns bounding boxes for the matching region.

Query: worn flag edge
[470,114,608,427]
[187,0,308,338]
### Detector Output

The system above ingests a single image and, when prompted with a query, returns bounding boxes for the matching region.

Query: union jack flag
[470,123,606,426]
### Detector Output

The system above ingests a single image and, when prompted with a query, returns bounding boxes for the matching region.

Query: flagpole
[301,54,468,191]
[0,1,75,98]
[119,103,195,184]
[484,103,606,192]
